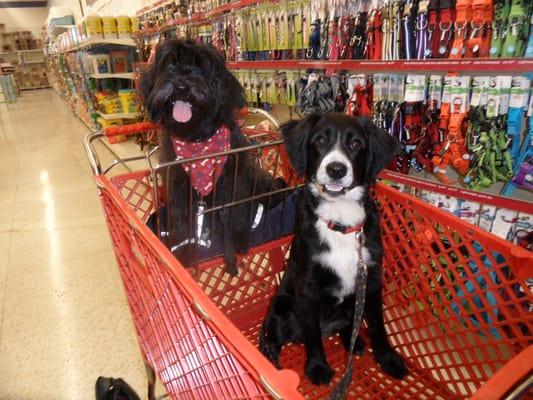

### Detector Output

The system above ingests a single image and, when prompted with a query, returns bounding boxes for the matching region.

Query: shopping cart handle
[238,107,250,117]
[104,122,156,137]
[239,107,280,129]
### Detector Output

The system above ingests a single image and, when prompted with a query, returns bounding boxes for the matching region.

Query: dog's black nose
[326,162,347,179]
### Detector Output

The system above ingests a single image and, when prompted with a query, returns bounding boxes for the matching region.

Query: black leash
[329,231,368,400]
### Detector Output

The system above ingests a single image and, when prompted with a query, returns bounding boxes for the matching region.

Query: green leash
[490,0,510,58]
[501,0,529,57]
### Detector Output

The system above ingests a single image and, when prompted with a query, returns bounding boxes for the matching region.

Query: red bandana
[172,126,231,197]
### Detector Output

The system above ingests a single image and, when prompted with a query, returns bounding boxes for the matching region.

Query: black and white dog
[141,39,287,273]
[260,113,408,385]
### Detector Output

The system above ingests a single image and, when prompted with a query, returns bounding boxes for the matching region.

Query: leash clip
[354,230,364,248]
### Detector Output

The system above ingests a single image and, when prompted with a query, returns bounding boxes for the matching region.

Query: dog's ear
[140,40,180,122]
[140,62,159,121]
[219,58,246,111]
[281,113,322,177]
[206,46,245,116]
[357,117,402,181]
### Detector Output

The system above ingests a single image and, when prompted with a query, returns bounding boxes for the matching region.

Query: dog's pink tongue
[172,101,192,123]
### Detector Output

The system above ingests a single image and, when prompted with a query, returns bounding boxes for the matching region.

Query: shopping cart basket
[84,116,533,400]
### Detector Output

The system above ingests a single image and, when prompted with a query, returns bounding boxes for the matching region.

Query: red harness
[172,125,231,197]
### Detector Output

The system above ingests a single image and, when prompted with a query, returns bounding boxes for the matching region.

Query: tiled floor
[0,90,147,399]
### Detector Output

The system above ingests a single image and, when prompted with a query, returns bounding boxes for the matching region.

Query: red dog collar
[325,220,364,234]
[172,125,231,197]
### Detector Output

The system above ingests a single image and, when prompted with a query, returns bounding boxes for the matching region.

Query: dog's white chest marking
[314,191,370,300]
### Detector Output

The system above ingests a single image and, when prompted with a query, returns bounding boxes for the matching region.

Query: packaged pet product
[130,16,139,34]
[68,25,78,46]
[417,189,438,207]
[96,91,123,114]
[89,54,111,74]
[77,21,87,43]
[437,195,461,217]
[109,50,129,73]
[85,15,104,40]
[116,16,131,38]
[118,89,137,114]
[514,213,533,248]
[479,205,497,232]
[491,208,519,241]
[457,200,482,226]
[101,16,118,39]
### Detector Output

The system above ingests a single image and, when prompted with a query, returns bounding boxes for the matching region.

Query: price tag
[498,76,513,115]
[509,76,530,108]
[441,74,455,105]
[428,75,443,108]
[486,76,500,118]
[404,74,427,102]
[450,76,471,113]
[470,76,489,107]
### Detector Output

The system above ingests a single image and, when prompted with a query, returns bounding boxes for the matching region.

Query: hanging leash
[352,11,368,58]
[526,11,533,56]
[449,0,472,58]
[328,230,368,400]
[466,0,493,57]
[507,76,530,160]
[436,0,456,57]
[416,0,431,59]
[340,16,353,59]
[382,0,393,60]
[426,0,440,58]
[501,0,528,57]
[401,0,417,59]
[490,0,511,57]
[502,96,533,195]
[368,5,384,59]
[329,12,341,60]
[391,0,402,59]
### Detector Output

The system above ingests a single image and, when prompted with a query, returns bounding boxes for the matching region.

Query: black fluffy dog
[141,39,285,273]
[260,113,408,385]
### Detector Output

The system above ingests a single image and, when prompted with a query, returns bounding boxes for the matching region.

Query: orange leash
[449,0,473,58]
[466,0,493,57]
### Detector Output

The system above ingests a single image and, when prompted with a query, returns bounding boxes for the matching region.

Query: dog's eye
[348,139,362,151]
[316,135,328,146]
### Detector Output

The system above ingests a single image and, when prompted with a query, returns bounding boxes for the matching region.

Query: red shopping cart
[84,114,532,400]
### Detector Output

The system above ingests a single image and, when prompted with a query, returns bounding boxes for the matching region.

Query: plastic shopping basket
[84,121,533,400]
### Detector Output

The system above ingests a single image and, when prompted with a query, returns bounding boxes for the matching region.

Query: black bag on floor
[95,377,141,400]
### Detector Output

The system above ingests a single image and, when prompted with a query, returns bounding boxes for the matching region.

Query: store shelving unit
[133,0,267,37]
[0,48,49,90]
[133,0,533,74]
[130,0,533,199]
[227,58,533,74]
[97,111,140,120]
[45,31,140,132]
[57,37,136,54]
[89,72,134,79]
[21,85,51,91]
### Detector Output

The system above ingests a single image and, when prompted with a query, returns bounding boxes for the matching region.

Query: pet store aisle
[0,89,146,399]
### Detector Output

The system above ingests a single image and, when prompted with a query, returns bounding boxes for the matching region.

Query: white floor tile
[0,90,148,400]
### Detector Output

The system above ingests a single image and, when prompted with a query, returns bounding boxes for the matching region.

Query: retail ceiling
[0,0,47,8]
